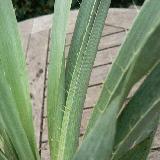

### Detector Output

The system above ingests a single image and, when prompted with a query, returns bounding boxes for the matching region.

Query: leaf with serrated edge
[47,0,72,159]
[59,0,111,159]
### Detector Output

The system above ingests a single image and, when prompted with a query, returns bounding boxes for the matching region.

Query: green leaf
[47,0,72,159]
[86,0,160,135]
[0,0,38,158]
[74,59,137,160]
[0,118,18,160]
[118,133,155,160]
[111,63,160,160]
[118,118,159,160]
[73,97,119,160]
[65,0,111,94]
[0,71,35,160]
[0,150,8,160]
[58,0,111,159]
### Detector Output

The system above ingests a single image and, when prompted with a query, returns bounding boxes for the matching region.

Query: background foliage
[12,0,145,21]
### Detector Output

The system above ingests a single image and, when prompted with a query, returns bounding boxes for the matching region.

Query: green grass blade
[73,97,118,160]
[118,133,156,160]
[86,0,160,134]
[111,63,160,160]
[0,0,38,157]
[47,0,72,159]
[0,118,18,160]
[0,71,35,160]
[58,0,111,159]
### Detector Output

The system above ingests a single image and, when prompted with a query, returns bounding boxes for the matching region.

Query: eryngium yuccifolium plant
[0,0,160,160]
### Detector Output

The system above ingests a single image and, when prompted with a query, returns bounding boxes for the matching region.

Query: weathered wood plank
[19,19,34,53]
[41,118,50,159]
[26,30,50,145]
[84,85,102,109]
[80,109,93,135]
[93,46,119,67]
[153,126,160,149]
[19,19,34,35]
[149,151,160,160]
[27,11,79,34]
[98,31,125,50]
[106,8,138,29]
[22,9,137,35]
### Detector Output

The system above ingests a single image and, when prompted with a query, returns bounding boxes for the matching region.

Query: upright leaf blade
[73,97,119,160]
[0,0,38,157]
[65,0,111,94]
[0,71,35,160]
[118,133,156,160]
[47,0,72,159]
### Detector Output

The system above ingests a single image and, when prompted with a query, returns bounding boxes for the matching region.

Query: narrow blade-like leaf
[47,0,72,159]
[73,97,119,160]
[0,0,38,157]
[118,132,156,160]
[0,71,35,160]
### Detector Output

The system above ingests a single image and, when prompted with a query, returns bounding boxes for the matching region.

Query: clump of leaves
[0,0,160,160]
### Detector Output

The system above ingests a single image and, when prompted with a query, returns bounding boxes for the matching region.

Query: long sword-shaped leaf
[65,0,110,93]
[58,0,111,159]
[0,71,35,160]
[111,63,160,160]
[0,118,18,160]
[73,56,138,160]
[73,97,118,160]
[118,133,155,160]
[47,0,72,159]
[118,120,159,160]
[0,0,38,157]
[86,0,160,134]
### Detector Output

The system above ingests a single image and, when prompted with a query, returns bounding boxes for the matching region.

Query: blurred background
[12,0,145,21]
